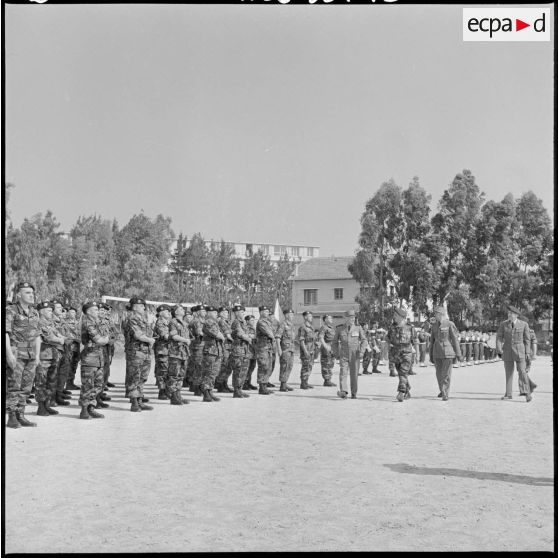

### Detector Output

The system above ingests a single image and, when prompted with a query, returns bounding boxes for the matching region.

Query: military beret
[346,309,355,317]
[283,308,294,315]
[302,310,312,317]
[232,304,245,312]
[82,300,99,313]
[507,304,521,315]
[259,305,269,312]
[157,304,172,313]
[394,307,407,319]
[171,304,185,317]
[218,306,228,313]
[205,305,217,312]
[130,297,146,306]
[50,299,63,307]
[189,305,198,313]
[36,301,54,311]
[16,281,35,291]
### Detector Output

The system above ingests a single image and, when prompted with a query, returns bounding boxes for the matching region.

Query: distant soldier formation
[5,281,541,428]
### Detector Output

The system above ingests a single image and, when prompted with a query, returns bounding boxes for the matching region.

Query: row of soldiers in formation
[5,280,541,428]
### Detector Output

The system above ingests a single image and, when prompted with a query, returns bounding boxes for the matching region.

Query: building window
[303,289,318,306]
[291,246,299,257]
[307,247,314,257]
[334,288,344,300]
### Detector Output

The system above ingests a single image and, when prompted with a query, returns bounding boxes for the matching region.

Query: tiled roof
[290,256,355,281]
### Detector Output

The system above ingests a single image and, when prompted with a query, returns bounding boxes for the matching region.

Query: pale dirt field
[4,355,554,553]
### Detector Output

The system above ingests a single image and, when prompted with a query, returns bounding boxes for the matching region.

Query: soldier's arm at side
[5,332,17,369]
[331,328,340,359]
[449,323,462,360]
[523,323,531,358]
[495,322,505,355]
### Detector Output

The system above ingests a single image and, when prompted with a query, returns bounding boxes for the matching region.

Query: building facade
[289,256,359,327]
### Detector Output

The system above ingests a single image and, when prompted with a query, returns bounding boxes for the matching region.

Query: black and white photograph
[2,0,554,552]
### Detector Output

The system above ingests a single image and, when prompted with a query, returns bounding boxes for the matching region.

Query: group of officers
[5,280,539,428]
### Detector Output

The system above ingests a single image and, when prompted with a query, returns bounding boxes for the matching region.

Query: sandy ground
[4,355,554,553]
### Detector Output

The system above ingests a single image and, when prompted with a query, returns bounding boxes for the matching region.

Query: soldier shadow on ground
[383,463,554,487]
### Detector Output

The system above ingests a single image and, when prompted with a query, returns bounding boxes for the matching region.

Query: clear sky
[4,3,554,256]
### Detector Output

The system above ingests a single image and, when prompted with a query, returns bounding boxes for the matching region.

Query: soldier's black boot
[259,383,271,395]
[44,399,59,415]
[100,391,111,401]
[279,382,289,392]
[138,399,153,411]
[36,400,50,416]
[80,406,91,419]
[59,391,72,400]
[62,389,72,396]
[170,392,183,406]
[55,393,70,406]
[7,411,21,428]
[95,394,109,408]
[87,405,104,418]
[202,389,213,402]
[215,380,226,393]
[194,384,203,397]
[66,381,80,390]
[396,391,405,402]
[323,379,336,387]
[158,389,168,400]
[106,381,116,388]
[130,397,142,412]
[16,410,37,427]
[233,386,243,399]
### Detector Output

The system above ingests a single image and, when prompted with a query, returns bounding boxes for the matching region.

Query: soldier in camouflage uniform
[97,302,115,406]
[122,303,132,394]
[267,313,280,388]
[50,299,72,407]
[78,301,109,419]
[188,305,206,396]
[519,315,537,396]
[276,308,296,392]
[255,306,276,395]
[35,301,66,417]
[387,307,417,402]
[153,304,172,400]
[167,304,191,405]
[200,306,225,402]
[63,306,81,390]
[125,296,155,412]
[243,314,258,390]
[5,282,41,428]
[215,307,234,393]
[230,304,252,398]
[298,310,316,389]
[318,314,337,386]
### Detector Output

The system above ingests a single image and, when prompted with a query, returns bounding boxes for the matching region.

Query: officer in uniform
[200,305,225,402]
[256,305,276,394]
[153,304,172,400]
[187,305,206,396]
[79,301,109,419]
[230,304,252,398]
[317,314,337,386]
[167,304,191,405]
[243,314,258,390]
[429,306,462,401]
[215,307,234,393]
[518,315,538,397]
[63,306,81,390]
[276,308,296,392]
[331,309,368,399]
[496,305,533,401]
[387,307,417,402]
[298,310,316,389]
[125,296,155,412]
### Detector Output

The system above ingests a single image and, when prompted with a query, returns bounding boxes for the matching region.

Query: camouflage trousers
[66,347,80,384]
[102,346,111,388]
[6,355,37,412]
[189,346,205,387]
[300,352,314,381]
[320,348,335,380]
[167,357,187,396]
[125,351,151,399]
[216,347,233,384]
[256,349,273,385]
[78,364,103,407]
[55,348,70,394]
[279,351,294,383]
[391,351,413,393]
[200,353,222,390]
[154,355,169,391]
[245,358,256,385]
[362,349,379,372]
[231,354,250,388]
[35,357,59,403]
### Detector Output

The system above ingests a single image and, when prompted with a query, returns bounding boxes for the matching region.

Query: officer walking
[331,309,368,399]
[429,306,462,401]
[496,305,533,401]
[387,307,417,402]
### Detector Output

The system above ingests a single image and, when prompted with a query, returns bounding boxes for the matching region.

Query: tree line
[349,170,553,330]
[4,184,296,309]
